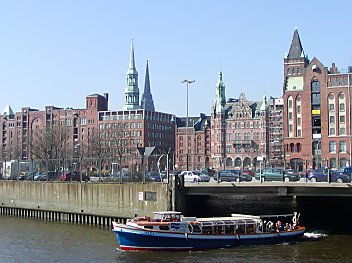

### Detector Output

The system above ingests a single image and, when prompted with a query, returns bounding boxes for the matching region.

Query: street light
[181,79,195,171]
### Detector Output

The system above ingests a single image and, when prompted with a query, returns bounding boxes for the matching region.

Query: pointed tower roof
[287,29,304,59]
[215,70,226,114]
[1,105,14,117]
[140,60,155,111]
[126,39,138,75]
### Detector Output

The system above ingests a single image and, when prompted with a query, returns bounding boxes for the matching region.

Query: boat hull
[113,224,305,251]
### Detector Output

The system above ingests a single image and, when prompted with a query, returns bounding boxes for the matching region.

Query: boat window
[191,224,201,233]
[144,226,153,229]
[202,226,213,235]
[245,224,255,234]
[159,225,170,231]
[237,224,246,234]
[214,225,224,235]
[224,224,235,234]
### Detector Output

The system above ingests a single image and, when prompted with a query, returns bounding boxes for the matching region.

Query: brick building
[175,113,211,171]
[0,41,175,175]
[283,29,352,171]
[0,94,106,171]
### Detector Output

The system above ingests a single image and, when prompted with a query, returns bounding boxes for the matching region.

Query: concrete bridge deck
[184,182,352,196]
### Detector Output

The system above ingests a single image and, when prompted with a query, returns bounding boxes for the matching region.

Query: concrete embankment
[0,181,170,225]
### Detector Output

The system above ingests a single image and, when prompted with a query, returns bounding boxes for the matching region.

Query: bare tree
[29,124,70,173]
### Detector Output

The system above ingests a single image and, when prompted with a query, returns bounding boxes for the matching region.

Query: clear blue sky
[1,0,352,117]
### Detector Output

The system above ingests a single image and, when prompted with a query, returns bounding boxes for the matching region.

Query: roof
[287,29,304,59]
[176,114,211,130]
[1,105,14,117]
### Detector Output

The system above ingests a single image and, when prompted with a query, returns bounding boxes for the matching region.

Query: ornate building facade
[210,71,269,171]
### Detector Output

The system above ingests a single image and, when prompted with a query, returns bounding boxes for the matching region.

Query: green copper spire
[126,39,138,75]
[215,70,226,113]
[124,40,140,110]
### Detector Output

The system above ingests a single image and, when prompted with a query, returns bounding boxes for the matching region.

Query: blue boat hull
[113,225,305,251]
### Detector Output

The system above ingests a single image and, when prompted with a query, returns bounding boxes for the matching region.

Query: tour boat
[112,211,305,251]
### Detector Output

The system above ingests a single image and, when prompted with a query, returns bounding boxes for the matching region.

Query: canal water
[1,196,352,262]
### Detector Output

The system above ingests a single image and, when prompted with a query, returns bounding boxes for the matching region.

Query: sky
[1,0,352,117]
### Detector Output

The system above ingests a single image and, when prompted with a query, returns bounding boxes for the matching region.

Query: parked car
[308,169,351,183]
[19,172,36,181]
[242,169,256,177]
[196,171,211,182]
[180,171,201,183]
[216,170,242,182]
[146,172,162,182]
[34,172,47,181]
[337,167,352,176]
[255,168,300,182]
[58,172,90,182]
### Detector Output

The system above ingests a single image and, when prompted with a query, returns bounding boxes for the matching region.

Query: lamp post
[181,79,195,171]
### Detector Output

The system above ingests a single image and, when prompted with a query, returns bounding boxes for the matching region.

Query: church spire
[127,40,137,73]
[124,40,140,110]
[215,70,226,113]
[140,60,155,111]
[287,28,304,59]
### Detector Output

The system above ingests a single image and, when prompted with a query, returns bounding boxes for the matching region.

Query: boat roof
[195,216,260,225]
[231,213,261,219]
[258,213,295,218]
[153,211,183,215]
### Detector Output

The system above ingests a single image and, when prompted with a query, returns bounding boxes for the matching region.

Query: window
[297,143,301,153]
[329,141,336,153]
[340,141,347,152]
[339,127,346,135]
[311,93,320,104]
[340,116,345,124]
[80,118,87,125]
[329,128,335,136]
[329,116,335,124]
[289,125,293,133]
[297,129,302,137]
[297,105,301,114]
[253,132,259,140]
[288,98,293,109]
[288,112,293,120]
[290,143,294,153]
[339,103,345,112]
[297,118,301,125]
[311,80,321,92]
[329,104,335,111]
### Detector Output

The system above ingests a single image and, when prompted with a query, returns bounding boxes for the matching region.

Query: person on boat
[275,221,283,232]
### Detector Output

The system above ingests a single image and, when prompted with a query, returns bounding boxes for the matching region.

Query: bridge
[183,182,352,197]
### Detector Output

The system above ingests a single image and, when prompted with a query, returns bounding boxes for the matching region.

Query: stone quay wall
[0,181,170,219]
